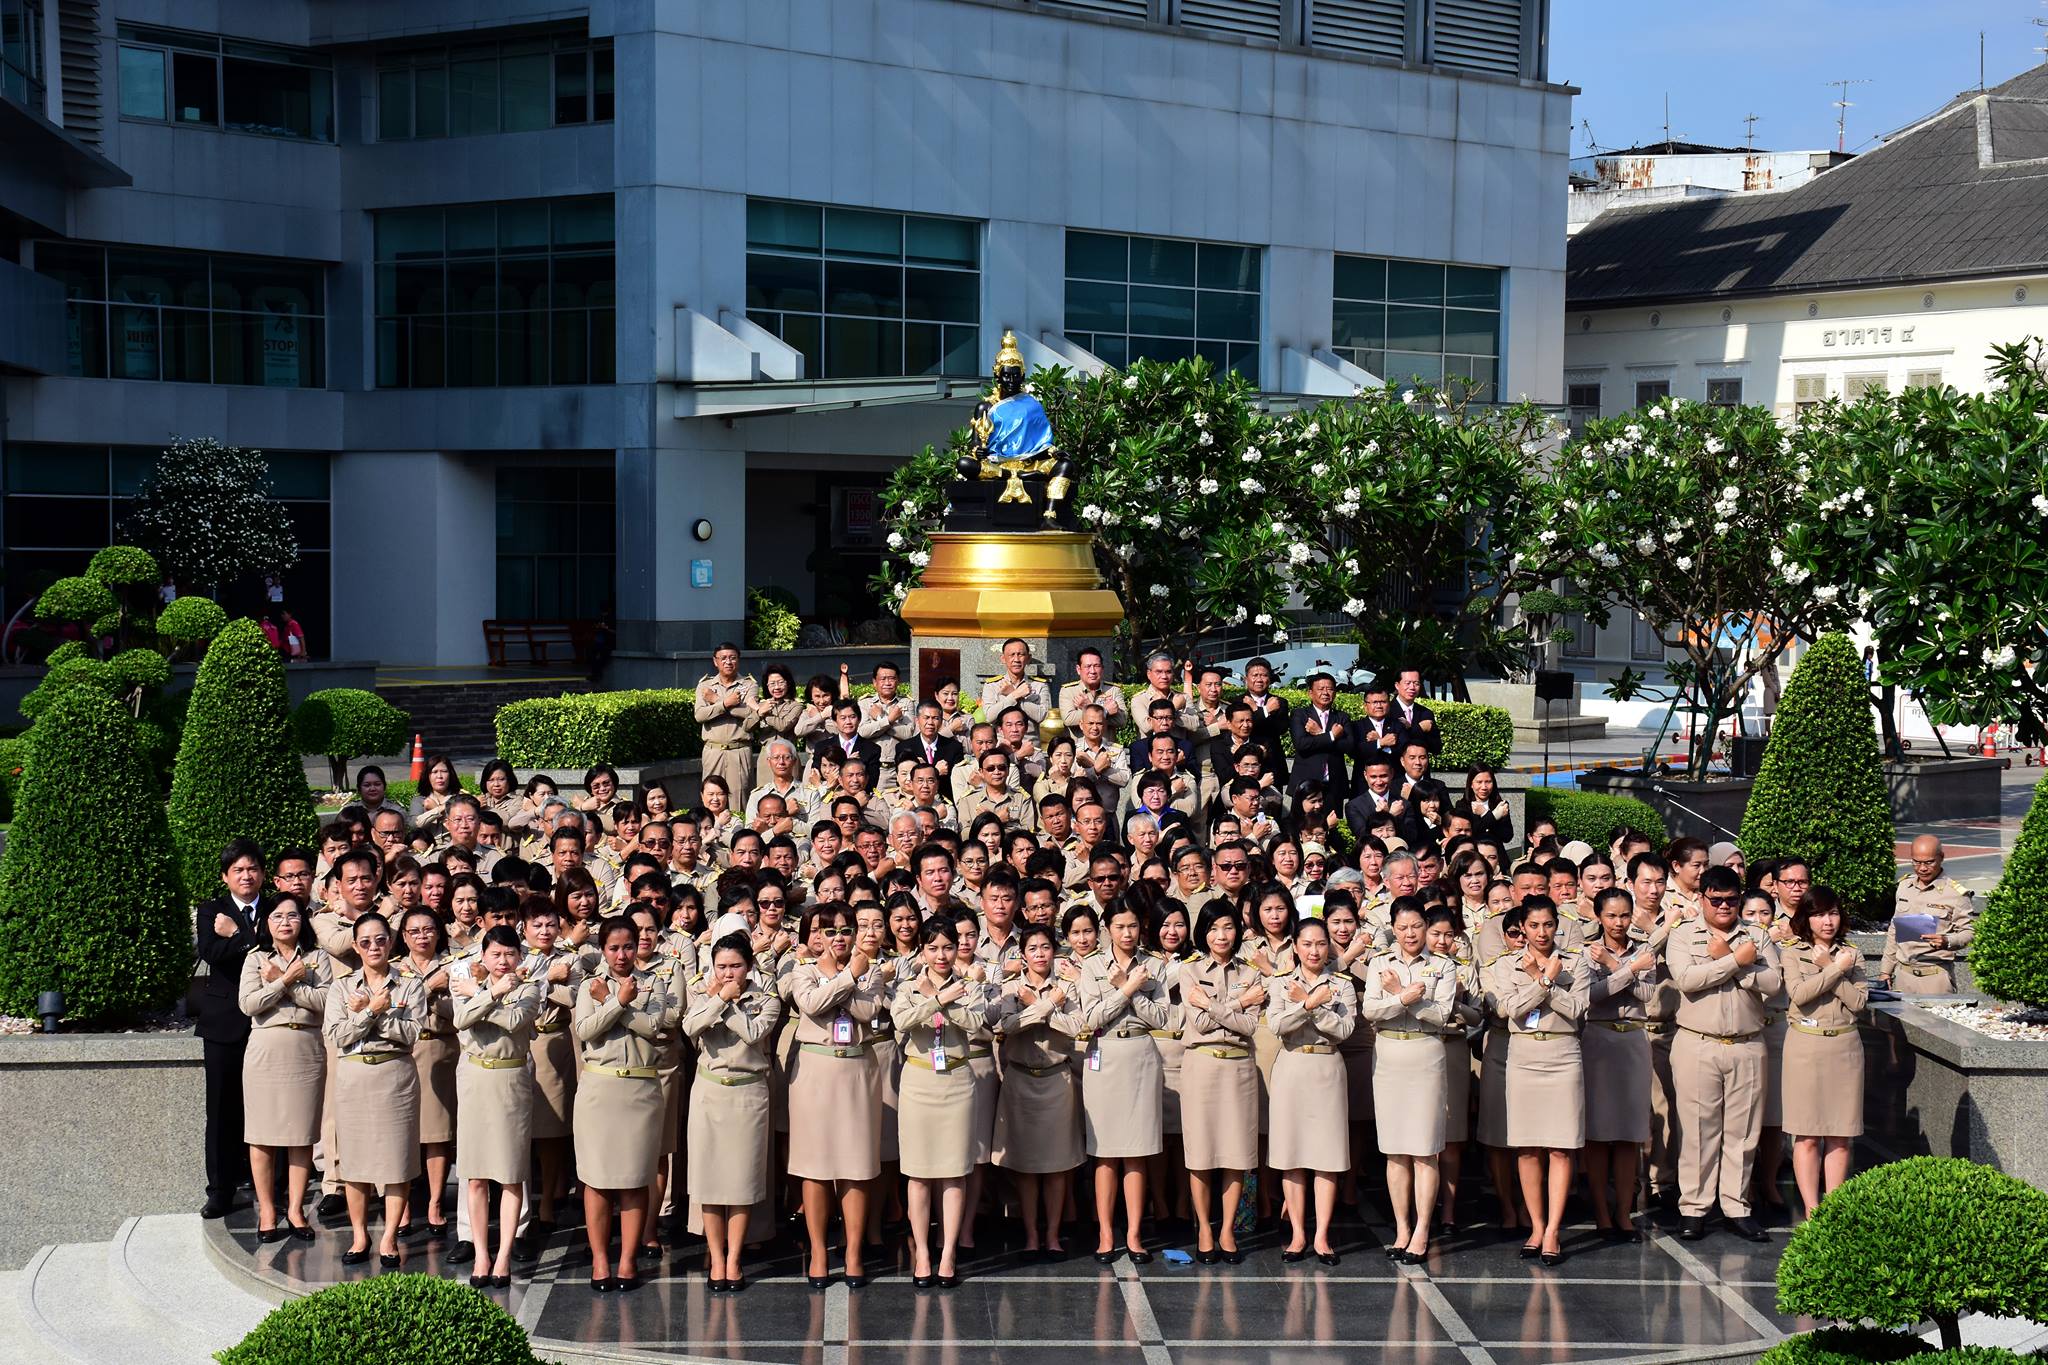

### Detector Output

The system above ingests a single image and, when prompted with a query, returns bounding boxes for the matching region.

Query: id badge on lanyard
[832,1012,854,1045]
[1523,1008,1542,1030]
[931,1039,949,1073]
[1088,1043,1102,1071]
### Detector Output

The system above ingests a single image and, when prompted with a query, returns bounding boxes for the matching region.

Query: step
[0,1270,51,1365]
[20,1240,219,1365]
[109,1215,274,1350]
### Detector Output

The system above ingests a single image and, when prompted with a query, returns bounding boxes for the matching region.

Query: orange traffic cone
[408,733,425,782]
[1981,724,1998,759]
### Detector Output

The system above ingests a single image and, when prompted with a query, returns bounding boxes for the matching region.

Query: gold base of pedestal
[898,532,1125,637]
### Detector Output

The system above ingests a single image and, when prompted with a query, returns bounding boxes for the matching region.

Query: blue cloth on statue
[986,393,1055,463]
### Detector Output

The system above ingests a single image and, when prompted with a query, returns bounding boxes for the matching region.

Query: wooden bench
[482,619,594,668]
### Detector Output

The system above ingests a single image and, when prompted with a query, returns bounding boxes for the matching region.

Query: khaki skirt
[333,1053,421,1186]
[413,1033,458,1145]
[1268,1049,1348,1172]
[244,1025,324,1148]
[657,1036,688,1158]
[967,1050,999,1164]
[456,1058,532,1186]
[1441,1035,1473,1144]
[1081,1033,1163,1159]
[871,1035,903,1163]
[1505,1033,1585,1150]
[1373,1033,1446,1156]
[573,1069,664,1190]
[994,1061,1082,1173]
[689,1073,773,1204]
[1179,1046,1259,1172]
[1780,1024,1863,1138]
[1582,1022,1652,1144]
[773,1015,801,1137]
[529,1028,576,1139]
[1155,1033,1186,1134]
[897,1056,977,1180]
[787,1046,881,1182]
[1477,1027,1510,1147]
[1762,1015,1788,1127]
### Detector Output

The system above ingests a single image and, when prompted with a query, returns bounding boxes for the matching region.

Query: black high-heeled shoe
[286,1223,315,1242]
[1127,1249,1153,1266]
[425,1222,449,1241]
[340,1247,370,1266]
[844,1272,870,1289]
[1541,1250,1565,1267]
[806,1273,832,1289]
[616,1273,642,1293]
[1093,1248,1120,1265]
[590,1276,615,1293]
[1317,1251,1341,1267]
[937,1272,962,1289]
[1518,1242,1541,1259]
[378,1253,400,1269]
[1281,1248,1307,1263]
[469,1274,490,1288]
[1195,1247,1220,1265]
[1384,1243,1405,1260]
[1221,1247,1244,1265]
[257,1227,285,1244]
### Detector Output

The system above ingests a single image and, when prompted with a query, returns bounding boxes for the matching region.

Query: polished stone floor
[215,1194,1814,1364]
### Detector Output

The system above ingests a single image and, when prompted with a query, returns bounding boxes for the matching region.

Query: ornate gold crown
[992,329,1026,377]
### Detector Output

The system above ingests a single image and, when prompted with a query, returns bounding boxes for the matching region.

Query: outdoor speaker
[1534,670,1575,702]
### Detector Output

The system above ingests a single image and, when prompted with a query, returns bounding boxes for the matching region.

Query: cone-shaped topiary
[167,617,317,900]
[1740,633,1895,911]
[1971,773,2048,1004]
[216,1274,551,1365]
[1776,1156,2048,1352]
[0,684,188,1021]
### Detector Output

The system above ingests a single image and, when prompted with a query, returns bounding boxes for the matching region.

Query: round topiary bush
[86,544,159,586]
[36,574,117,627]
[1756,1327,1929,1365]
[1525,788,1667,847]
[156,595,229,652]
[292,689,411,791]
[1776,1156,2048,1351]
[1970,774,2048,1005]
[0,684,188,1021]
[167,618,318,900]
[215,1274,553,1365]
[1741,633,1896,912]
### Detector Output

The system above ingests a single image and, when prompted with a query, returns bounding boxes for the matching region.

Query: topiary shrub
[167,618,318,900]
[108,647,171,693]
[0,735,21,823]
[1776,1156,2048,1352]
[1528,788,1667,846]
[1741,633,1896,912]
[17,654,114,722]
[293,689,411,792]
[35,575,117,628]
[745,585,802,652]
[87,544,159,587]
[1756,1328,1928,1365]
[156,595,229,655]
[496,690,700,768]
[0,684,187,1021]
[214,1273,553,1365]
[1971,774,2048,1005]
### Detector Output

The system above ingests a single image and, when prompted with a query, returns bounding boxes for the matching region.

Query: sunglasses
[821,927,854,937]
[1704,894,1740,906]
[355,934,391,947]
[758,899,786,910]
[1217,861,1248,871]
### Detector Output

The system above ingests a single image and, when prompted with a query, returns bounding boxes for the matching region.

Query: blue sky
[1551,1,2045,156]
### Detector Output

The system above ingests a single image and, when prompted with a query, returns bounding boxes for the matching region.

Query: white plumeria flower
[1197,431,1213,447]
[1140,512,1162,529]
[1148,583,1169,598]
[1254,613,1273,626]
[1814,585,1840,604]
[1239,477,1264,494]
[887,531,905,549]
[1081,504,1104,523]
[1400,389,1416,405]
[1994,645,2018,668]
[1228,606,1248,625]
[1634,535,1656,554]
[1309,461,1329,477]
[1123,374,1139,389]
[1303,422,1320,439]
[908,550,930,567]
[1342,597,1366,615]
[1242,446,1262,463]
[1703,436,1724,455]
[1675,555,1694,571]
[1537,529,1558,544]
[1192,411,1209,427]
[1272,629,1289,643]
[1624,424,1644,442]
[1198,478,1219,495]
[1288,543,1312,565]
[1341,557,1359,574]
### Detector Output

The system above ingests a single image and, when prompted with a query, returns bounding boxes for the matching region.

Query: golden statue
[955,331,1074,526]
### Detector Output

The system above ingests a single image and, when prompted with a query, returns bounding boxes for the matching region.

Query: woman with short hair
[1178,904,1264,1264]
[451,923,544,1287]
[1782,886,1867,1216]
[323,912,424,1267]
[891,916,988,1287]
[1267,917,1356,1264]
[685,929,784,1291]
[572,915,672,1292]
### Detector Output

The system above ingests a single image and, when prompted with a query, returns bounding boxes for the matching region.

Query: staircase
[374,674,591,756]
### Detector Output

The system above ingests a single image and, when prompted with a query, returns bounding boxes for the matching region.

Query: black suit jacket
[1394,699,1444,755]
[1243,691,1291,784]
[903,734,965,777]
[809,733,883,776]
[1351,713,1413,772]
[190,893,269,1042]
[1289,704,1352,798]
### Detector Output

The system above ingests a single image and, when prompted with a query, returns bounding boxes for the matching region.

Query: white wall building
[1565,141,1850,236]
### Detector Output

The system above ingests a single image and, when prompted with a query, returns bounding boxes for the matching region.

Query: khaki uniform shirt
[959,783,1040,832]
[572,967,672,1070]
[1057,680,1126,725]
[683,984,782,1079]
[1266,968,1358,1051]
[1666,920,1783,1038]
[323,969,426,1056]
[1581,942,1658,1024]
[990,975,1084,1069]
[1357,949,1457,1032]
[857,693,917,772]
[1783,940,1869,1030]
[1072,737,1131,790]
[239,949,330,1028]
[746,779,821,828]
[454,976,545,1061]
[1179,957,1262,1048]
[694,674,759,750]
[787,960,888,1047]
[1881,875,1975,978]
[1484,951,1592,1034]
[1076,950,1173,1037]
[981,674,1051,725]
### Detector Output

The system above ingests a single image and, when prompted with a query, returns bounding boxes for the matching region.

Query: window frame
[1632,378,1671,408]
[1331,252,1501,397]
[114,24,333,142]
[1705,377,1743,406]
[1066,229,1262,380]
[375,32,614,143]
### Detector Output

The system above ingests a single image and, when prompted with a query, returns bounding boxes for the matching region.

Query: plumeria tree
[124,436,299,594]
[1519,397,1853,776]
[1787,341,2048,746]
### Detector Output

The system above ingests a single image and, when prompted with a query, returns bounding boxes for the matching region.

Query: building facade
[0,0,1569,669]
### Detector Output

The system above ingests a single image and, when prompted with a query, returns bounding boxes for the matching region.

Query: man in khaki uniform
[1881,835,1975,994]
[1182,664,1233,813]
[1071,704,1130,795]
[957,748,1039,832]
[981,637,1051,725]
[1667,864,1779,1243]
[1056,647,1126,726]
[1626,853,1684,1210]
[857,662,916,786]
[695,643,759,810]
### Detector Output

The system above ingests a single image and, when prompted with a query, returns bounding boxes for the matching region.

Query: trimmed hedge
[87,544,159,586]
[294,689,411,790]
[0,735,20,822]
[1971,773,2048,1005]
[0,684,187,1021]
[1742,634,1896,911]
[215,1273,554,1365]
[1527,787,1666,846]
[496,690,700,768]
[167,618,319,900]
[1777,1157,2048,1350]
[156,595,228,649]
[1268,687,1514,770]
[1756,1328,1928,1365]
[35,574,117,625]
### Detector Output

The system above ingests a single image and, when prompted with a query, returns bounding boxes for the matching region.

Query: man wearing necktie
[190,837,273,1218]
[1289,672,1352,800]
[1392,669,1443,757]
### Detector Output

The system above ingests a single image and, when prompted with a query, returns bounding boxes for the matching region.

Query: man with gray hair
[430,792,502,876]
[1126,649,1186,733]
[747,736,818,827]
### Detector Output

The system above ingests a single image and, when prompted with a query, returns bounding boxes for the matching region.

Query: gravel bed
[1925,1000,2048,1041]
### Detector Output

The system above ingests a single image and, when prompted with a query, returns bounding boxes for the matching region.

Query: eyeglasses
[355,934,391,947]
[1216,861,1248,871]
[821,927,854,937]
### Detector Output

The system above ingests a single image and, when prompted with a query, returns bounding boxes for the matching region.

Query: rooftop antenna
[2034,4,2048,62]
[1828,78,1870,153]
[1663,92,1671,148]
[1743,112,1760,148]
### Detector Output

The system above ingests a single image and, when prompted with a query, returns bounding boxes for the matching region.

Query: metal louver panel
[1036,0,1150,20]
[57,0,101,145]
[1308,0,1408,60]
[1177,0,1283,42]
[1429,0,1523,77]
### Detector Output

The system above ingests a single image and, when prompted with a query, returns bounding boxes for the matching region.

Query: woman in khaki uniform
[239,896,329,1243]
[1580,888,1657,1241]
[891,916,989,1287]
[746,665,805,787]
[322,912,425,1268]
[1485,897,1591,1266]
[396,907,456,1237]
[948,909,1001,1256]
[991,924,1084,1258]
[1424,908,1483,1237]
[572,915,671,1292]
[1178,904,1264,1264]
[1360,898,1456,1263]
[451,925,544,1287]
[1325,894,1376,1212]
[684,929,784,1292]
[519,901,579,1237]
[630,904,689,1260]
[1144,902,1195,1233]
[1267,918,1357,1265]
[1077,899,1171,1264]
[1783,887,1868,1215]
[787,902,886,1288]
[1476,898,1528,1241]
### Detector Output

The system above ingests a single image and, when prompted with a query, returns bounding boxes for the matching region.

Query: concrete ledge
[1862,999,2048,1190]
[1578,758,2002,840]
[0,1031,206,1269]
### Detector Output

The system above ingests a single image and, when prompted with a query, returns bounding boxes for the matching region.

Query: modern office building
[0,0,1569,670]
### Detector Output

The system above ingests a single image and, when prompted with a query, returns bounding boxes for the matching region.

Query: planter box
[1466,680,1608,743]
[0,1032,206,1269]
[605,644,909,692]
[1577,756,2003,840]
[1862,999,2048,1191]
[1886,756,2003,822]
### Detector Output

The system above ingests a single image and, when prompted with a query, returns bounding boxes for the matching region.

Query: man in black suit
[1392,667,1444,756]
[1241,656,1291,788]
[906,701,966,782]
[1289,671,1351,800]
[190,837,270,1219]
[808,697,882,777]
[1352,683,1413,772]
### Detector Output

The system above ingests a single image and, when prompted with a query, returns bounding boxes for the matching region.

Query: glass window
[34,241,326,388]
[171,50,217,124]
[495,464,614,619]
[372,197,617,387]
[117,26,331,141]
[375,32,611,141]
[221,55,331,139]
[1705,377,1743,406]
[448,55,499,135]
[118,45,166,119]
[1634,379,1671,407]
[500,49,549,131]
[1065,229,1261,381]
[377,68,412,139]
[1333,254,1502,396]
[745,199,982,379]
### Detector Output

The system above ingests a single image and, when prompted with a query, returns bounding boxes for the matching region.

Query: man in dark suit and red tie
[190,837,271,1218]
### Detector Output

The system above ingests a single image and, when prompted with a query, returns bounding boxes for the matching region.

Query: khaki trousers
[1673,1029,1764,1218]
[1892,963,1955,995]
[1646,1026,1680,1195]
[702,744,755,811]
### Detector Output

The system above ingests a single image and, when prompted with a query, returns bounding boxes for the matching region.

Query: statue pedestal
[898,531,1124,705]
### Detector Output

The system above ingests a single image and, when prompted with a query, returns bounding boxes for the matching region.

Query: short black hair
[219,838,265,874]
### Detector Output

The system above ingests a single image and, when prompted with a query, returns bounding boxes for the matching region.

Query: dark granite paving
[213,1193,1807,1364]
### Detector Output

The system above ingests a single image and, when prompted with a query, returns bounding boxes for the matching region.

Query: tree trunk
[329,755,348,793]
[1874,684,1905,762]
[1934,1312,1961,1352]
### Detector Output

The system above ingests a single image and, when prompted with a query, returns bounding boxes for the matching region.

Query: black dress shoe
[1678,1216,1707,1241]
[395,1223,415,1240]
[379,1253,400,1269]
[200,1199,233,1220]
[287,1223,315,1242]
[1726,1216,1769,1243]
[1282,1248,1307,1263]
[316,1194,347,1220]
[1625,1229,1644,1244]
[446,1241,476,1265]
[1093,1249,1120,1265]
[844,1273,870,1290]
[729,1274,747,1293]
[1195,1247,1220,1265]
[1399,1249,1428,1266]
[340,1247,370,1266]
[1317,1252,1341,1267]
[1385,1244,1405,1260]
[490,1275,511,1289]
[938,1273,962,1288]
[1128,1249,1153,1265]
[912,1273,934,1288]
[511,1239,537,1264]
[469,1274,491,1288]
[616,1274,642,1293]
[806,1274,832,1289]
[257,1227,286,1244]
[591,1276,615,1293]
[1221,1247,1244,1265]
[1518,1242,1541,1259]
[1541,1251,1565,1267]
[425,1222,449,1242]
